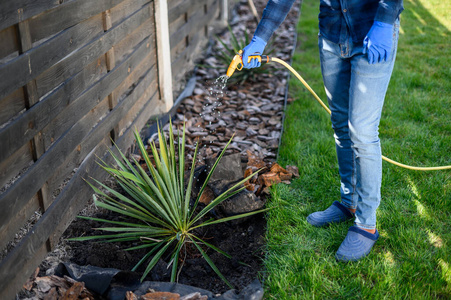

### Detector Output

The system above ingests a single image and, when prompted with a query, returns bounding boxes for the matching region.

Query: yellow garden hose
[270,57,451,171]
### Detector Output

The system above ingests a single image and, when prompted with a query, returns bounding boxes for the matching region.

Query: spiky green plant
[70,121,266,287]
[214,25,274,84]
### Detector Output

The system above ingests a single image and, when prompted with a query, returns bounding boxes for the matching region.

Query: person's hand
[242,36,267,68]
[363,21,393,64]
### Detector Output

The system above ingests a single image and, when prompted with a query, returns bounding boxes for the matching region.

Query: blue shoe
[335,226,379,262]
[307,201,354,227]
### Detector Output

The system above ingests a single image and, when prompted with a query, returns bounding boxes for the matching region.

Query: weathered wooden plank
[46,95,111,197]
[168,0,184,11]
[35,50,108,109]
[109,0,150,28]
[46,125,106,201]
[0,0,59,32]
[28,0,125,43]
[169,1,214,48]
[0,233,48,300]
[45,133,112,249]
[168,0,205,24]
[118,77,159,136]
[0,193,40,254]
[0,13,104,101]
[0,3,153,163]
[171,0,218,75]
[40,55,109,151]
[170,0,218,95]
[0,143,33,191]
[45,48,155,195]
[113,18,154,66]
[170,33,188,64]
[32,3,153,100]
[0,88,25,126]
[171,32,204,85]
[0,25,19,60]
[0,37,153,236]
[41,26,156,150]
[114,40,157,100]
[168,10,186,38]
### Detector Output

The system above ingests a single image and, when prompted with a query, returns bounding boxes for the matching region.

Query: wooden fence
[0,0,235,298]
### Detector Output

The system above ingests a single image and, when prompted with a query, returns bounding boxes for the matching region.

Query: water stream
[194,75,230,165]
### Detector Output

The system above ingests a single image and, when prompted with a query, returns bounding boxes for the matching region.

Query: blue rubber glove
[242,36,267,69]
[363,21,393,64]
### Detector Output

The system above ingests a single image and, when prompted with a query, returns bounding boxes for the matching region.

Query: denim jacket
[254,0,404,44]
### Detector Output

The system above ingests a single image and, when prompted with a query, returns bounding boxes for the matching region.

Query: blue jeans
[318,22,399,230]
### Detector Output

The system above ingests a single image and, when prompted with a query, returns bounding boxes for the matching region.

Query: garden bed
[19,0,301,298]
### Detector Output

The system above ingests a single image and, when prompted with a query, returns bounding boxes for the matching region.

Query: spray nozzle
[226,50,271,77]
[226,50,244,77]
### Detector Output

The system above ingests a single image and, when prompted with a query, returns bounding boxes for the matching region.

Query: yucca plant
[70,121,266,287]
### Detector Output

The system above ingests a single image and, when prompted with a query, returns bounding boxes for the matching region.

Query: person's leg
[319,34,358,212]
[335,21,400,262]
[347,21,400,231]
[306,34,356,227]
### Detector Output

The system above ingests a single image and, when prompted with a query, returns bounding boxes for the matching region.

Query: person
[242,0,403,262]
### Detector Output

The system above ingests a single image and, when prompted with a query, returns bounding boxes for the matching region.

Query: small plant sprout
[70,120,266,287]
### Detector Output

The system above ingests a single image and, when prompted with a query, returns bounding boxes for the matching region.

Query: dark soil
[61,206,266,294]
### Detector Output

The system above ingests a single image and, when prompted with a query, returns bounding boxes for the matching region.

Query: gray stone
[218,189,265,216]
[205,153,242,183]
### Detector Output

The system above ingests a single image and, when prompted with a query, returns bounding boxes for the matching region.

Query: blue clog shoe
[335,226,379,262]
[307,201,354,227]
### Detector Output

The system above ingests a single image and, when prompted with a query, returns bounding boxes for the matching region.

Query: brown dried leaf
[61,281,85,300]
[246,150,266,170]
[260,172,281,187]
[23,267,39,291]
[286,165,299,177]
[126,291,139,300]
[244,167,258,184]
[199,186,215,205]
[279,172,293,181]
[244,167,253,178]
[270,163,287,174]
[244,181,255,192]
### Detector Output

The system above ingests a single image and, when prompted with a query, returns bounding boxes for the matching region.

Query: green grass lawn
[263,0,450,298]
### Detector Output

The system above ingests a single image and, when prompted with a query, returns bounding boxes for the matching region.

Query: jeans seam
[351,149,357,208]
[355,222,376,230]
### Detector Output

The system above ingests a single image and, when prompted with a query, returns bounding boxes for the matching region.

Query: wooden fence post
[17,15,52,251]
[102,9,119,141]
[220,0,228,25]
[154,0,173,112]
